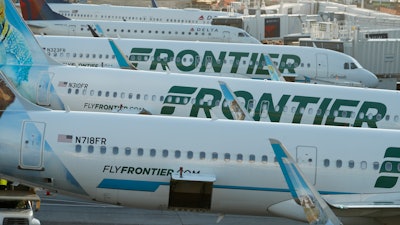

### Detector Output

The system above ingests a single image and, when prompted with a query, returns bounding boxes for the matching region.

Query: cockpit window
[238,32,248,37]
[344,62,349,69]
[350,63,358,69]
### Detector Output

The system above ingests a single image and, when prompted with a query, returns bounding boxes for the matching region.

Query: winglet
[218,81,253,121]
[269,138,343,225]
[107,39,137,70]
[264,55,285,81]
[20,0,70,20]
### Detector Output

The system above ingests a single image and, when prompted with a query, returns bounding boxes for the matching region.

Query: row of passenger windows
[60,13,207,24]
[66,88,400,122]
[74,145,382,170]
[80,26,215,37]
[46,51,310,69]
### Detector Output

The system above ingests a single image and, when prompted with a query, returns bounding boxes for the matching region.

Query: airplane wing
[26,21,48,29]
[301,76,364,87]
[324,193,400,209]
[269,138,343,225]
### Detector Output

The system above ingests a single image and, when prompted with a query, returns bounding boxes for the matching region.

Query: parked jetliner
[35,35,378,86]
[1,70,400,225]
[20,0,259,44]
[1,0,398,131]
[45,0,238,24]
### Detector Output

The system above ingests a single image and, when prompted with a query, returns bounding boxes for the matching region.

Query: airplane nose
[364,70,379,88]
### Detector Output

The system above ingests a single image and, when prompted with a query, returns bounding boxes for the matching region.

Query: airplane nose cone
[364,70,379,88]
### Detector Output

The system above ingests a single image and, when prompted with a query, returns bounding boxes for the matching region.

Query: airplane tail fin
[151,0,159,8]
[269,138,343,225]
[20,0,70,20]
[2,0,60,68]
[0,70,48,112]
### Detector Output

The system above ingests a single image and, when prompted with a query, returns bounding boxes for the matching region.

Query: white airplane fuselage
[1,92,399,221]
[47,3,237,24]
[27,20,260,44]
[35,35,378,87]
[18,65,397,130]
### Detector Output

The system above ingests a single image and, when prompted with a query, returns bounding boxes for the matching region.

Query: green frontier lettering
[130,48,302,77]
[162,86,387,128]
[375,147,400,188]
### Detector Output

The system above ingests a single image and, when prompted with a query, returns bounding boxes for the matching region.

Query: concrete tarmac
[34,191,307,225]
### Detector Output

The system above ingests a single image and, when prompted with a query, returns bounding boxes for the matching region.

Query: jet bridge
[168,171,215,211]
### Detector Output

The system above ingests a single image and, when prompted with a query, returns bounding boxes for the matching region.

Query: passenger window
[187,151,193,159]
[162,149,168,158]
[348,160,354,168]
[100,146,106,154]
[361,161,367,170]
[249,154,255,162]
[200,151,206,160]
[212,152,218,160]
[336,160,342,168]
[75,145,82,153]
[113,147,119,155]
[237,154,243,162]
[261,155,268,163]
[88,145,94,153]
[105,91,110,97]
[121,92,125,99]
[125,147,131,156]
[137,148,144,156]
[113,92,117,98]
[174,150,181,159]
[150,149,156,157]
[68,88,72,94]
[128,93,133,99]
[385,162,392,172]
[98,90,102,96]
[373,162,379,170]
[324,159,330,167]
[224,153,230,161]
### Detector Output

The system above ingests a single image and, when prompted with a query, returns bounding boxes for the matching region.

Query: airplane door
[296,146,317,185]
[316,53,328,78]
[19,121,46,171]
[69,25,76,35]
[36,72,54,106]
